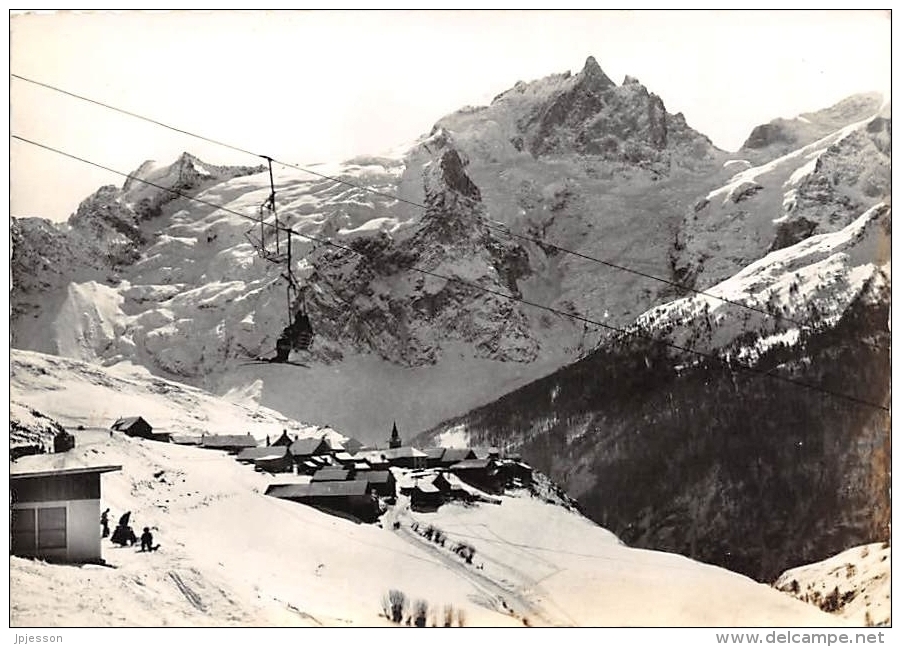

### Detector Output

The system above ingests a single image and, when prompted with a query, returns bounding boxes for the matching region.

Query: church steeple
[388,421,402,449]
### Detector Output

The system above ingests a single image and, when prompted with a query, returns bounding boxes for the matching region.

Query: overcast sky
[10,9,891,222]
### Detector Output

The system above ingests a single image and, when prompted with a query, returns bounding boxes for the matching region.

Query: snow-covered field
[10,350,845,627]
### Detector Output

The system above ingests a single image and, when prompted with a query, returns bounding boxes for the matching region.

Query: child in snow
[140,527,156,552]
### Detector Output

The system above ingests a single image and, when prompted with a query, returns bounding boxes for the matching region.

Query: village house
[496,459,534,487]
[236,446,294,473]
[410,480,443,512]
[265,481,380,523]
[438,448,477,468]
[379,446,428,469]
[10,462,122,563]
[200,434,258,454]
[424,447,446,468]
[450,458,501,493]
[355,470,396,499]
[110,416,170,442]
[355,451,390,471]
[290,437,333,473]
[471,447,501,460]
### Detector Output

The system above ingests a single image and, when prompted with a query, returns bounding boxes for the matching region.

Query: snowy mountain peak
[741,92,886,159]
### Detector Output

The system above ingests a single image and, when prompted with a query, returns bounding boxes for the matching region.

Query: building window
[37,507,67,549]
[12,508,37,554]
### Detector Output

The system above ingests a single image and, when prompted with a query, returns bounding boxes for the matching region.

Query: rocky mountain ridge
[9,59,889,458]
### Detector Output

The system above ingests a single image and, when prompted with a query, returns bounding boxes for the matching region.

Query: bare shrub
[456,607,466,627]
[381,589,408,624]
[444,604,455,627]
[413,599,429,627]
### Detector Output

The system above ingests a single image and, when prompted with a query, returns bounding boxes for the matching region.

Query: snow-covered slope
[635,202,890,358]
[419,196,890,583]
[11,349,342,443]
[9,352,843,627]
[673,103,890,291]
[774,543,891,627]
[740,93,886,161]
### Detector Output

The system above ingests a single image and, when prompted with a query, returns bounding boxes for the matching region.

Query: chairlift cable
[10,72,884,341]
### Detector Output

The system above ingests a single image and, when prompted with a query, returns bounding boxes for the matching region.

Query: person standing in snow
[100,509,110,538]
[140,527,154,552]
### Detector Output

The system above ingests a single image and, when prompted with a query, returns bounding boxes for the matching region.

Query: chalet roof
[450,458,493,470]
[271,430,295,446]
[415,482,440,494]
[378,446,427,461]
[267,480,369,499]
[111,416,150,431]
[170,435,203,445]
[424,447,446,460]
[471,447,500,459]
[355,471,393,484]
[440,448,476,463]
[10,464,122,479]
[290,437,330,456]
[356,450,388,464]
[201,434,258,449]
[311,468,352,482]
[333,451,355,462]
[322,437,343,452]
[237,446,289,461]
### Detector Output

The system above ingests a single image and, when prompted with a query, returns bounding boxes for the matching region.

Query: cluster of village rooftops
[10,415,534,564]
[109,416,534,523]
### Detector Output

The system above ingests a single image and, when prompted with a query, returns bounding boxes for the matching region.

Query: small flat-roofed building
[10,463,122,563]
